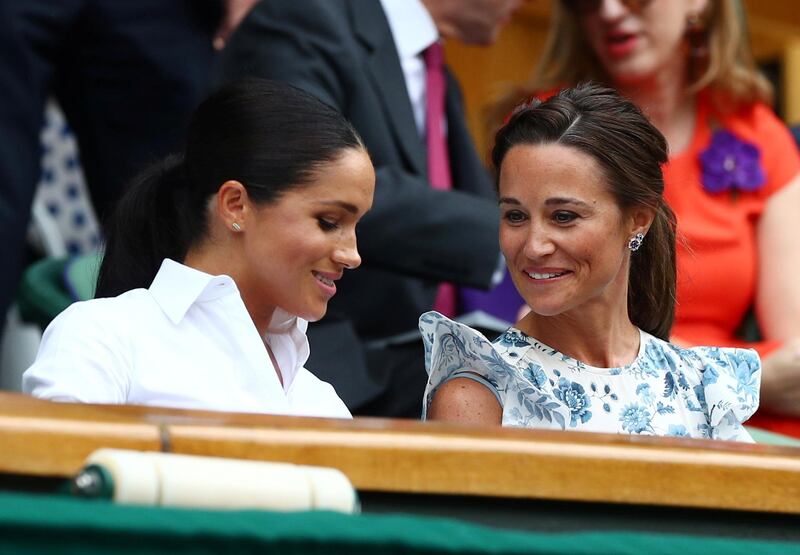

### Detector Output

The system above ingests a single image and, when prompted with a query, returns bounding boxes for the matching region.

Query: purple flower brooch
[699,130,765,195]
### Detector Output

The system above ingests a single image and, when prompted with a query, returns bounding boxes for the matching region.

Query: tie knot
[423,41,444,69]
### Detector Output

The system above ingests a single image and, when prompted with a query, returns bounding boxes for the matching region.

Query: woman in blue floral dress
[420,85,759,441]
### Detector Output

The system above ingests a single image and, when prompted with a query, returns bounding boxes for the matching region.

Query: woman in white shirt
[23,79,375,418]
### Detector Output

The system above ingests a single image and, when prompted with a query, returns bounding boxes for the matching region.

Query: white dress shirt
[23,259,351,418]
[379,0,439,136]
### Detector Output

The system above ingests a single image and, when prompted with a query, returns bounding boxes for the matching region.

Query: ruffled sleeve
[418,311,517,419]
[692,346,761,442]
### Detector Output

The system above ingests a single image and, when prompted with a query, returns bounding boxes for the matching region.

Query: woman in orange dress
[513,0,800,435]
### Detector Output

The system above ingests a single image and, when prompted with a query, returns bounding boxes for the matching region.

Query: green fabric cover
[16,258,73,329]
[63,252,102,302]
[747,426,800,447]
[16,252,101,329]
[0,491,797,555]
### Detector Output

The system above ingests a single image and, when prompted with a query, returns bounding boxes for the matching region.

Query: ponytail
[95,155,200,297]
[627,202,677,340]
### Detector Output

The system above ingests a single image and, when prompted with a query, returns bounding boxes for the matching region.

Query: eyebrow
[498,196,592,208]
[314,200,359,214]
[544,197,592,208]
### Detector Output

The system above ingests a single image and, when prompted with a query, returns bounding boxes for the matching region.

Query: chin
[528,306,564,318]
[299,305,328,322]
[607,63,654,86]
[526,297,573,318]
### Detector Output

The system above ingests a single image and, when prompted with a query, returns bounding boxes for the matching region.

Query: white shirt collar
[149,259,238,325]
[149,258,308,344]
[379,0,439,60]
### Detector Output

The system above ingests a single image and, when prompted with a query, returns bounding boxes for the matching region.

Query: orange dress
[663,94,800,435]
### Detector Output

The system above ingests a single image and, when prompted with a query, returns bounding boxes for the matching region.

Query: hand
[759,338,800,417]
[213,0,261,51]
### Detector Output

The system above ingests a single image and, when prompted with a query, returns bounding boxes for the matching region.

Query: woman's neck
[521,310,640,369]
[183,245,275,337]
[614,62,697,155]
[518,282,641,369]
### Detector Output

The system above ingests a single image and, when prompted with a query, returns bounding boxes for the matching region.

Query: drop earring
[627,232,645,252]
[686,11,709,82]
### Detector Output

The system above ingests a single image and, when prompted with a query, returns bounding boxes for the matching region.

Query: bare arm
[755,173,800,415]
[757,174,800,338]
[428,377,502,425]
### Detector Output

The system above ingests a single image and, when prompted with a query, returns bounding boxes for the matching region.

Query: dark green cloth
[16,257,73,328]
[0,491,797,554]
[16,252,101,328]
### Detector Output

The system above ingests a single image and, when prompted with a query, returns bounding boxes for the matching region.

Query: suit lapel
[444,69,493,196]
[351,0,427,177]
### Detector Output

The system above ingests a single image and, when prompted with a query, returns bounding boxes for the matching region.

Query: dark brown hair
[96,79,364,297]
[492,83,677,340]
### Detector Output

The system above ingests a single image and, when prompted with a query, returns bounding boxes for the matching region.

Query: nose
[598,0,629,20]
[522,225,556,260]
[333,234,361,270]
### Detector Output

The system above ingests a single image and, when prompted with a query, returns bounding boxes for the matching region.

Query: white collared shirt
[23,259,351,418]
[379,0,439,136]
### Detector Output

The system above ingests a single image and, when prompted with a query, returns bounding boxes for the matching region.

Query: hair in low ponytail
[95,78,364,298]
[95,155,192,297]
[492,84,677,340]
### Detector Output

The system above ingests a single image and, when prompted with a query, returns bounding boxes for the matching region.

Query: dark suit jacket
[217,0,500,410]
[0,0,219,328]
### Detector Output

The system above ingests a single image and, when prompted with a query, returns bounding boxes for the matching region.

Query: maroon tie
[423,42,456,316]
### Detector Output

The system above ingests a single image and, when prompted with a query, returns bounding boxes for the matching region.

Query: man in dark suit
[218,0,524,417]
[0,0,263,344]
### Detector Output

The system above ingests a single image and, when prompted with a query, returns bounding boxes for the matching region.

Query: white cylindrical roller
[155,454,313,511]
[85,449,160,505]
[81,449,357,513]
[305,466,359,513]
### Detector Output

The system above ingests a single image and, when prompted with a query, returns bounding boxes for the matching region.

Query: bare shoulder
[428,377,502,426]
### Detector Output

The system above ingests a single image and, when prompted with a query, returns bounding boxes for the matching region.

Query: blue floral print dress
[419,312,760,442]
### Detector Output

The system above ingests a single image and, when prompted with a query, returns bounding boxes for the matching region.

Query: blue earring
[627,232,645,252]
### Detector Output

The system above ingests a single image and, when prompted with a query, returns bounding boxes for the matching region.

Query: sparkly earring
[231,222,242,232]
[686,11,708,81]
[628,232,645,252]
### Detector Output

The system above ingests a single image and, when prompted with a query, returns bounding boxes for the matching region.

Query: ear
[215,180,250,232]
[626,205,655,238]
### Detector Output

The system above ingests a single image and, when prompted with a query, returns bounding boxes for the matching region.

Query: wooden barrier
[1,392,799,515]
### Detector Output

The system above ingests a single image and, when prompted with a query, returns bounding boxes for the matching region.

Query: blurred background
[446,0,800,158]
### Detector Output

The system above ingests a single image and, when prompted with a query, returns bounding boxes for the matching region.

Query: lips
[525,269,570,281]
[604,30,638,58]
[312,270,341,296]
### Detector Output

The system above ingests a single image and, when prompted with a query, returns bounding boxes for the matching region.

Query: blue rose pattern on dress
[554,378,592,427]
[522,363,548,388]
[419,312,759,442]
[667,424,689,438]
[620,403,653,434]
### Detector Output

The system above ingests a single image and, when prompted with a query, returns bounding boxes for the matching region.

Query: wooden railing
[1,392,799,514]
